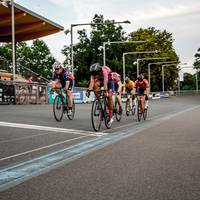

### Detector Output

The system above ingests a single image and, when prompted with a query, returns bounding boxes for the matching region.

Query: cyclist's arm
[88,75,95,90]
[103,73,108,91]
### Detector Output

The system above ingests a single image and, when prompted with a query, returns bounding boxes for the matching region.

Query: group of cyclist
[51,62,149,125]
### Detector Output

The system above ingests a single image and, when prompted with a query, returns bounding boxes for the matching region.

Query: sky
[15,0,200,74]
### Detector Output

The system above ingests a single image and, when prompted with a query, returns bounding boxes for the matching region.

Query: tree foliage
[193,48,200,69]
[0,39,56,79]
[62,14,136,86]
[129,27,179,91]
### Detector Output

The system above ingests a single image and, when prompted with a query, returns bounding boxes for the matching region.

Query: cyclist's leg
[131,89,136,108]
[107,80,114,122]
[93,80,101,98]
[126,88,131,111]
[64,80,73,114]
[116,82,122,113]
[144,92,149,109]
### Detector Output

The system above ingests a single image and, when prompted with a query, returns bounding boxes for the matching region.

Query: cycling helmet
[90,63,102,73]
[125,76,130,83]
[137,74,144,82]
[66,65,72,72]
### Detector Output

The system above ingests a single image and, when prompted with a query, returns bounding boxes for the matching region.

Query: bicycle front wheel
[91,99,102,132]
[137,100,142,122]
[125,99,131,116]
[67,100,75,120]
[53,95,64,122]
[143,108,148,120]
[103,98,112,129]
[114,99,122,122]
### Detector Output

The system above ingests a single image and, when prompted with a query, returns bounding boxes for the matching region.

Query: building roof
[0,2,64,42]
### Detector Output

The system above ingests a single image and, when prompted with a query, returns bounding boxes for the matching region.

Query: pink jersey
[112,72,121,83]
[102,66,112,81]
[90,65,112,85]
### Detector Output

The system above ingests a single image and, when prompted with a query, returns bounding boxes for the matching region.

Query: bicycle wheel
[137,100,142,122]
[53,95,64,122]
[143,108,148,120]
[125,99,131,116]
[114,99,122,122]
[91,99,102,131]
[103,97,112,129]
[131,101,136,116]
[67,100,75,120]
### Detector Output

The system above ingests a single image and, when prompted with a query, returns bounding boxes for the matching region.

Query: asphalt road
[0,95,200,200]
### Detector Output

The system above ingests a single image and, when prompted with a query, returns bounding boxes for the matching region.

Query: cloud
[131,3,200,22]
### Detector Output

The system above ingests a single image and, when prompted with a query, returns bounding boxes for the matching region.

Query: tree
[181,73,195,90]
[30,39,55,79]
[0,39,56,79]
[193,48,200,69]
[62,14,136,86]
[129,27,179,91]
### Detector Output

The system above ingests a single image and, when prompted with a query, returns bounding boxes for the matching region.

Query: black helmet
[137,74,144,82]
[90,63,102,73]
[89,63,102,76]
[125,76,130,83]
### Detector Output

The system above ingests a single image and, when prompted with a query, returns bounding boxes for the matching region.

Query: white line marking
[0,135,88,162]
[0,121,107,137]
[0,132,57,144]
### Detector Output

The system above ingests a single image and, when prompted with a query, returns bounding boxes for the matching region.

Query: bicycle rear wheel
[67,100,75,120]
[137,100,142,122]
[114,99,122,122]
[131,103,136,116]
[125,99,131,116]
[91,99,102,131]
[53,95,64,122]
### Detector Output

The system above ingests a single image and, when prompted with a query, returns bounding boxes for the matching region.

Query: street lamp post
[123,50,159,82]
[11,0,16,81]
[162,64,178,93]
[178,66,198,94]
[147,59,174,92]
[65,20,130,74]
[103,40,146,66]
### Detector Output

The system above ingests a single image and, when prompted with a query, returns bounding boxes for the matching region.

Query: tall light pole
[11,0,15,81]
[2,0,16,81]
[65,20,131,74]
[147,59,174,92]
[136,52,162,77]
[123,50,159,82]
[178,66,198,94]
[162,63,178,93]
[103,40,146,66]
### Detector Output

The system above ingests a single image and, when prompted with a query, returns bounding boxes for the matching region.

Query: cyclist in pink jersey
[86,63,114,125]
[112,72,123,113]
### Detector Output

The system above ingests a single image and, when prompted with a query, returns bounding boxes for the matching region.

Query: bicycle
[90,90,112,132]
[125,93,136,117]
[52,88,75,122]
[113,92,122,122]
[136,94,147,122]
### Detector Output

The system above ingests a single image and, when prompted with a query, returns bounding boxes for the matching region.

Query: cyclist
[86,63,114,125]
[51,64,74,115]
[124,76,135,110]
[112,72,123,113]
[134,74,149,109]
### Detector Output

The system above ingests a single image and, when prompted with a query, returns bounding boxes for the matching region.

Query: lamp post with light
[65,20,131,74]
[123,50,159,82]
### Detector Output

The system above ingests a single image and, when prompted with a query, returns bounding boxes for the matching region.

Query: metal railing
[0,80,49,105]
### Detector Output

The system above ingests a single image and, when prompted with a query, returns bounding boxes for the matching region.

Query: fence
[0,80,48,105]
